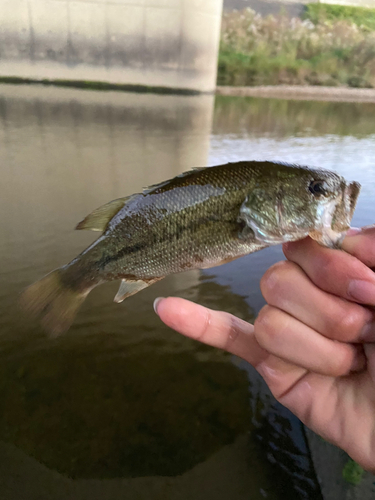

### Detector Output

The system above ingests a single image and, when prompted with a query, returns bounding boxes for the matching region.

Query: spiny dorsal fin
[77,167,209,231]
[75,195,136,232]
[142,166,207,194]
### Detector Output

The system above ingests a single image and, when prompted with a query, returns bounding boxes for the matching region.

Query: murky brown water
[1,84,374,500]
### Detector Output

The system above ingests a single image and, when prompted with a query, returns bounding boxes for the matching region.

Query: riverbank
[218,7,375,90]
[216,85,375,103]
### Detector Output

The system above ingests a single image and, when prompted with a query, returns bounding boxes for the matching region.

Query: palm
[283,364,375,469]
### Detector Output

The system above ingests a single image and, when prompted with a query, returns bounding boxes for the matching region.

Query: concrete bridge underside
[0,0,223,93]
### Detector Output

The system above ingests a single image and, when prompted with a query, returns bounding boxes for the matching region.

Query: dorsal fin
[76,166,209,231]
[75,195,136,231]
[142,166,207,194]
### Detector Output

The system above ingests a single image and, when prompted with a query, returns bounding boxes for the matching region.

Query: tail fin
[20,269,88,336]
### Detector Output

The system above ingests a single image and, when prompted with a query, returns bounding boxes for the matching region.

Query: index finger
[154,297,267,365]
[154,297,309,398]
[283,236,375,306]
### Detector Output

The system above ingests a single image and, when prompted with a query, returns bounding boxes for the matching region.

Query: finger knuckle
[260,261,297,303]
[224,314,241,351]
[196,308,212,343]
[254,305,286,349]
[329,307,364,340]
[326,347,353,377]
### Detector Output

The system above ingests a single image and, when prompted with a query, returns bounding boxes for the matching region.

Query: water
[1,85,374,500]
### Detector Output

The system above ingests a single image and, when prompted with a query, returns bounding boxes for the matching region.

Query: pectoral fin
[76,195,136,232]
[114,278,163,303]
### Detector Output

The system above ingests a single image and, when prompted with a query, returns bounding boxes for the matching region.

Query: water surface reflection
[3,86,374,499]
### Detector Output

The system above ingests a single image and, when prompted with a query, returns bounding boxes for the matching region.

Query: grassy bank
[218,5,375,88]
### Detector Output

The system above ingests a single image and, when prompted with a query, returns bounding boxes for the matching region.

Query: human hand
[154,225,375,472]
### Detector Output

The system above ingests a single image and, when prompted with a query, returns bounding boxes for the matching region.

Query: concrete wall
[0,0,223,92]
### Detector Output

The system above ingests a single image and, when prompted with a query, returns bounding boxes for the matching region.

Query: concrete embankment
[216,85,375,102]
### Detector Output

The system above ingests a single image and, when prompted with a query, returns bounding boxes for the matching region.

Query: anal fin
[114,278,162,303]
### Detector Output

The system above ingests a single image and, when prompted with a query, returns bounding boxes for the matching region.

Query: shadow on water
[0,279,254,479]
[0,274,322,499]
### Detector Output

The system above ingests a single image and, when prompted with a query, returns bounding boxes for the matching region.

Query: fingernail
[153,297,164,315]
[346,227,361,237]
[347,280,375,305]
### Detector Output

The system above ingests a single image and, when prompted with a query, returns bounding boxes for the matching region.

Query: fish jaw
[333,181,361,231]
[309,180,361,249]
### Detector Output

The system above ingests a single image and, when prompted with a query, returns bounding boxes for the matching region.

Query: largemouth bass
[21,161,360,336]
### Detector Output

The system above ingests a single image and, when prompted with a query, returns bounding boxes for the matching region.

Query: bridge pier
[0,0,223,93]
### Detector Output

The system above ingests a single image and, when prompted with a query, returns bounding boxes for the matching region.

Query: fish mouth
[310,180,361,249]
[347,181,361,220]
[331,180,361,234]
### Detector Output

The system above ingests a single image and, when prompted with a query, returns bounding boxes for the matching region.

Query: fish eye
[309,180,327,196]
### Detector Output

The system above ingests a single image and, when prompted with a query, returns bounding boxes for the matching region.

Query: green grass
[342,458,364,485]
[304,3,375,31]
[218,7,375,88]
[218,51,309,86]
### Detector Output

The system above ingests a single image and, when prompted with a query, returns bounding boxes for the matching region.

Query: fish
[20,161,361,336]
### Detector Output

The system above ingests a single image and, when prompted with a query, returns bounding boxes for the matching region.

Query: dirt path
[216,85,375,103]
